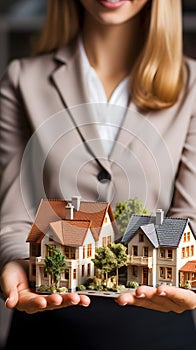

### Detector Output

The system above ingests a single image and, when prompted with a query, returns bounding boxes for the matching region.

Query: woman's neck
[82,12,144,99]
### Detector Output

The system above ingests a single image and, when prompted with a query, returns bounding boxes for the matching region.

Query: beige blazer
[0,39,196,269]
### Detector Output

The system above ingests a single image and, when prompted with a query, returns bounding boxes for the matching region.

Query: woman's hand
[116,285,196,313]
[0,260,91,314]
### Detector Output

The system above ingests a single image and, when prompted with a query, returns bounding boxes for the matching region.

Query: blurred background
[0,0,196,76]
[0,0,196,349]
[0,0,46,76]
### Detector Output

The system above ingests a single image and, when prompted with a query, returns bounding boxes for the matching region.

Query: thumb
[4,288,19,309]
[0,259,29,308]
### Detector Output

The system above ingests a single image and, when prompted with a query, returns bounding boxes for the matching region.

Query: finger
[117,286,196,313]
[116,292,170,312]
[115,291,136,306]
[17,292,91,314]
[16,291,48,313]
[78,294,91,306]
[61,292,91,307]
[116,285,155,306]
[157,285,196,311]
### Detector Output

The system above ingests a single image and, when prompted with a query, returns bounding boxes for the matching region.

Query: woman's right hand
[0,260,91,314]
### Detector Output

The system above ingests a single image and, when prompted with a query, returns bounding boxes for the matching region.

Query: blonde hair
[36,0,81,53]
[36,0,183,110]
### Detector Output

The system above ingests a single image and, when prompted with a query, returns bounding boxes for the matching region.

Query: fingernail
[159,291,166,296]
[136,293,145,298]
[5,297,11,308]
[81,303,89,307]
[5,297,9,306]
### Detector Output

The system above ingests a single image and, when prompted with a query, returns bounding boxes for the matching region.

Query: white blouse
[78,37,130,156]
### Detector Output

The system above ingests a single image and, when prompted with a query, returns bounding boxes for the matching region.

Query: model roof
[49,219,94,247]
[26,198,119,243]
[179,260,196,273]
[121,214,196,247]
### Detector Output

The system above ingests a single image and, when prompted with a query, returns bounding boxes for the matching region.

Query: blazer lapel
[51,41,112,176]
[51,41,88,107]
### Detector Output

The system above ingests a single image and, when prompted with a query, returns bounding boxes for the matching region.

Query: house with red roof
[121,209,196,288]
[26,196,119,292]
[179,260,196,288]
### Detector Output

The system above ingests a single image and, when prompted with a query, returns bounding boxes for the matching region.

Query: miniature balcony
[36,256,45,264]
[129,256,153,268]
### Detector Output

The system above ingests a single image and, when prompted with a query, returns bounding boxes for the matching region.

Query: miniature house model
[26,196,119,292]
[121,209,196,288]
[27,198,196,293]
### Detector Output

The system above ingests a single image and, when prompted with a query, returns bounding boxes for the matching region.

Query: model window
[102,237,106,247]
[160,267,172,279]
[132,245,138,256]
[73,269,77,279]
[182,247,185,258]
[167,249,173,259]
[160,267,165,278]
[132,265,138,277]
[139,233,144,242]
[103,217,108,224]
[107,236,112,246]
[186,246,189,257]
[64,246,76,259]
[167,267,172,279]
[31,243,41,257]
[87,244,92,257]
[160,248,165,258]
[143,247,148,257]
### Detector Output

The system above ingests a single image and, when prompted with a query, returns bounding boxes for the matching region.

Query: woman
[0,0,196,349]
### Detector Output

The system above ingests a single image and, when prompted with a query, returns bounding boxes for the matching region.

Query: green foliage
[95,284,104,291]
[183,280,191,289]
[44,244,66,288]
[109,242,129,288]
[92,246,117,288]
[114,197,150,235]
[126,280,139,288]
[92,243,129,288]
[38,285,68,294]
[92,246,116,274]
[77,284,86,291]
[110,242,129,270]
[83,278,94,287]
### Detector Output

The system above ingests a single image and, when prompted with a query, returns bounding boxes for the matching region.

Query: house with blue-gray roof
[121,209,196,288]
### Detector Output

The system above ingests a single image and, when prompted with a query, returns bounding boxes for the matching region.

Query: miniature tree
[44,244,66,292]
[110,242,129,288]
[92,246,116,289]
[114,196,150,235]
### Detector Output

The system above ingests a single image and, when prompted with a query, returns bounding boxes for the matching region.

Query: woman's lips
[98,0,127,10]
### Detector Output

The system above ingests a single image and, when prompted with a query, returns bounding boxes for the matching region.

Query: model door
[142,267,148,285]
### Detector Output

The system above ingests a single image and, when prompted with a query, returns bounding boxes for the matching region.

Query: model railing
[129,256,153,268]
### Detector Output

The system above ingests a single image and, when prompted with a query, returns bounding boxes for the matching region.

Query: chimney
[71,195,81,211]
[155,209,164,225]
[65,202,74,220]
